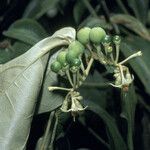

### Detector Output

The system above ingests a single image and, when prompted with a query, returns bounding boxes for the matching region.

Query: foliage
[0,0,150,150]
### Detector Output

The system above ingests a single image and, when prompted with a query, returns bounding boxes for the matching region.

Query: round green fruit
[102,35,111,45]
[70,58,81,67]
[51,61,62,73]
[89,27,106,44]
[57,50,67,66]
[113,35,121,44]
[77,27,91,44]
[66,50,79,64]
[106,46,113,53]
[68,41,84,55]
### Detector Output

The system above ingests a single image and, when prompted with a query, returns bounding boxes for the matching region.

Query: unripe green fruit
[66,50,79,64]
[51,61,62,73]
[106,46,113,53]
[102,35,111,45]
[89,27,106,44]
[113,35,121,44]
[57,50,67,66]
[68,41,84,55]
[77,27,91,44]
[70,58,81,67]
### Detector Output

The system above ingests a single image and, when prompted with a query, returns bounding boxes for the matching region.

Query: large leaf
[0,27,75,149]
[85,100,127,150]
[121,36,150,95]
[111,14,150,41]
[3,19,48,45]
[23,0,60,19]
[73,0,87,24]
[121,84,137,150]
[79,70,109,109]
[37,51,64,114]
[126,0,149,24]
[79,16,112,30]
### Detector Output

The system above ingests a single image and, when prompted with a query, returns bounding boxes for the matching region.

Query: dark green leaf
[121,84,137,150]
[23,0,60,19]
[79,16,112,30]
[73,0,86,24]
[121,36,150,95]
[3,19,48,45]
[127,0,149,24]
[111,14,150,41]
[37,51,64,114]
[85,100,127,150]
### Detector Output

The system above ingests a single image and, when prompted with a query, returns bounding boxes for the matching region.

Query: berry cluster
[49,26,142,120]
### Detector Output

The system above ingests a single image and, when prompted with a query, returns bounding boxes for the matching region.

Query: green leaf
[85,100,127,150]
[23,0,60,19]
[79,71,109,109]
[0,27,75,149]
[111,14,150,41]
[121,36,150,95]
[79,16,112,30]
[121,84,137,150]
[37,51,64,114]
[127,0,149,24]
[3,19,48,45]
[73,0,86,24]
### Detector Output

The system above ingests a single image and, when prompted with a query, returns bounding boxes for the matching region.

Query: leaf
[23,0,60,19]
[37,51,64,114]
[3,19,48,45]
[79,16,112,30]
[111,14,150,41]
[73,0,86,24]
[79,70,109,109]
[127,0,149,24]
[121,84,137,150]
[85,100,127,150]
[0,27,75,149]
[120,36,150,95]
[0,41,31,64]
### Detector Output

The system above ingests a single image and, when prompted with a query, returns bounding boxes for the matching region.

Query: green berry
[68,41,84,55]
[66,50,79,64]
[77,27,91,44]
[102,35,111,45]
[51,61,62,73]
[106,46,113,53]
[57,50,67,66]
[113,35,121,44]
[70,58,81,67]
[89,27,106,44]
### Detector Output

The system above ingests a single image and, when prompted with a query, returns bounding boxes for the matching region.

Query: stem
[48,86,72,91]
[73,73,77,89]
[110,53,115,62]
[49,115,58,150]
[115,44,120,63]
[66,70,74,87]
[85,58,94,75]
[119,51,142,65]
[40,111,55,150]
[79,57,85,73]
[82,0,98,18]
[115,0,129,14]
[82,82,109,88]
[100,0,119,34]
[77,70,80,87]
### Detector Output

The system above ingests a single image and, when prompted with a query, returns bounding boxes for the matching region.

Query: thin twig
[115,0,129,14]
[82,0,98,18]
[40,111,55,150]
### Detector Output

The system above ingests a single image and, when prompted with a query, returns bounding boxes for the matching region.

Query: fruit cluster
[49,26,142,120]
